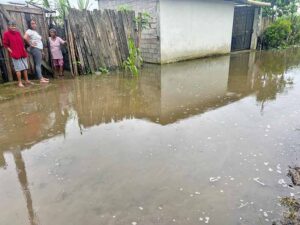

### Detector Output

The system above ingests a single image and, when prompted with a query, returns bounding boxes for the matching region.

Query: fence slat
[67,8,138,74]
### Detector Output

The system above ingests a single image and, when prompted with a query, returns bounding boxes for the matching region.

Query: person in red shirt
[2,20,32,87]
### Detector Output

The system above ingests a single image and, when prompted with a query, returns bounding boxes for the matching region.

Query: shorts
[12,58,28,72]
[52,59,64,67]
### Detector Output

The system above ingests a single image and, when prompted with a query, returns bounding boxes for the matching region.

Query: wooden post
[64,19,74,77]
[137,12,142,49]
[66,18,78,76]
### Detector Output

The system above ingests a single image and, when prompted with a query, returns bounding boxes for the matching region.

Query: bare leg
[59,66,64,76]
[55,67,60,77]
[16,71,24,87]
[23,70,31,84]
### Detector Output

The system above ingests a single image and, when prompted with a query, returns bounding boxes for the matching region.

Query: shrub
[263,18,292,49]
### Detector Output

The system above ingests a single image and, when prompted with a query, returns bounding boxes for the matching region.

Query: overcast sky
[0,0,98,10]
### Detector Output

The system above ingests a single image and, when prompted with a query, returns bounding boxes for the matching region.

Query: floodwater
[0,48,300,225]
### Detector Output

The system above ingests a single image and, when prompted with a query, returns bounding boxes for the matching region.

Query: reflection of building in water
[0,48,298,225]
[1,49,298,154]
[73,66,162,128]
[74,55,248,126]
[74,49,297,127]
[160,56,231,124]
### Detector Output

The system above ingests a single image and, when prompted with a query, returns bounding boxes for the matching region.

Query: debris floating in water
[238,202,249,209]
[209,177,221,182]
[288,167,300,186]
[253,178,265,186]
[278,179,288,188]
[276,164,282,174]
[138,207,143,211]
[132,222,137,225]
[205,217,210,224]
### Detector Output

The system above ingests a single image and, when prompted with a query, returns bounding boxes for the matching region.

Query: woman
[49,28,66,77]
[24,18,49,83]
[3,20,32,87]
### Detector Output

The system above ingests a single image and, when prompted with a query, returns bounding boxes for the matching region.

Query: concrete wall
[160,0,235,63]
[97,0,161,63]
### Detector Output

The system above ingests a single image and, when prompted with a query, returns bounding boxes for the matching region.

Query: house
[96,0,270,64]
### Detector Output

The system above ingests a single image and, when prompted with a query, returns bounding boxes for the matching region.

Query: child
[3,20,32,87]
[49,28,66,77]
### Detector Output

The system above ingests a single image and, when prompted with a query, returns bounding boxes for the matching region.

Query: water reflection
[0,48,298,225]
[0,48,298,154]
[13,151,38,225]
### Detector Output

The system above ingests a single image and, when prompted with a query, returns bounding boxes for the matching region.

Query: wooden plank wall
[0,4,51,81]
[67,8,138,75]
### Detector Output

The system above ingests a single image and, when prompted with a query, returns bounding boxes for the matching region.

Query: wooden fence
[66,8,139,76]
[0,4,52,82]
[0,5,139,81]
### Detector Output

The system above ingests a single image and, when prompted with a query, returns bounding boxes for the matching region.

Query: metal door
[231,6,255,51]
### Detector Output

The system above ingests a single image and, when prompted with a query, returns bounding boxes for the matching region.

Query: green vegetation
[26,0,50,8]
[98,67,109,74]
[261,0,300,49]
[55,0,71,21]
[117,4,132,12]
[123,38,143,76]
[277,197,300,225]
[77,0,91,10]
[262,16,300,49]
[135,12,152,30]
[263,0,299,18]
[117,4,152,31]
[263,18,292,49]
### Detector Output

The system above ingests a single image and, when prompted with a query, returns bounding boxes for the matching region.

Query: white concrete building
[97,0,270,64]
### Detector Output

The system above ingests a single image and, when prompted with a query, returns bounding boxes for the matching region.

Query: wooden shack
[0,4,51,82]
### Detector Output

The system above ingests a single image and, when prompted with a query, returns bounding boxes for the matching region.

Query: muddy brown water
[0,49,300,225]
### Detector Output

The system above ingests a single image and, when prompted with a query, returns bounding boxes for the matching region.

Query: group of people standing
[2,18,66,87]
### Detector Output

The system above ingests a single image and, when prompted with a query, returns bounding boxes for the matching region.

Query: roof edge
[235,0,271,7]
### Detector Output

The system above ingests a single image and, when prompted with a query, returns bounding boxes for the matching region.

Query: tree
[26,0,50,8]
[263,0,300,18]
[55,0,71,21]
[77,0,91,10]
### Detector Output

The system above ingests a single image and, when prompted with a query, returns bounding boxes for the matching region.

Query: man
[2,20,32,87]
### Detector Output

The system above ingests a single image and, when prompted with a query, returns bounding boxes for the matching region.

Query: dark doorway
[231,6,255,51]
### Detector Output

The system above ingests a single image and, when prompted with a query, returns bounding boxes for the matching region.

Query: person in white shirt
[24,18,49,83]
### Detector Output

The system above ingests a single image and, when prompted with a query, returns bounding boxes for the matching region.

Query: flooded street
[0,48,300,225]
